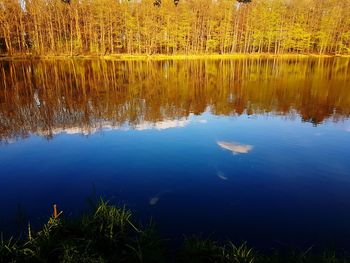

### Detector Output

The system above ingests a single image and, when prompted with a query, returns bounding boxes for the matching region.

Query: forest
[1,0,350,56]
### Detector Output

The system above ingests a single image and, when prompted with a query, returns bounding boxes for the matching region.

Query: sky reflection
[1,59,350,248]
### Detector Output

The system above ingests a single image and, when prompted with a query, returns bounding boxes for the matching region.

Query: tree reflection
[1,58,350,142]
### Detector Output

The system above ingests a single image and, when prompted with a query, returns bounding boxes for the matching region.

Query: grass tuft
[0,200,349,263]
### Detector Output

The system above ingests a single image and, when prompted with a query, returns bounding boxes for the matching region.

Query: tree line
[0,0,349,56]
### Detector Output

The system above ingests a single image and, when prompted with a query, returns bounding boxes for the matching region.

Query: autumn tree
[0,0,349,56]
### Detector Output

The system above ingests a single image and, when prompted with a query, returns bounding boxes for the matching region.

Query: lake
[0,58,350,250]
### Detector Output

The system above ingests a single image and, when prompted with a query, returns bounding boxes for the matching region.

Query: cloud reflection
[217,171,228,180]
[149,197,160,206]
[217,141,253,154]
[149,190,171,206]
[198,119,208,124]
[135,119,189,131]
[36,118,190,137]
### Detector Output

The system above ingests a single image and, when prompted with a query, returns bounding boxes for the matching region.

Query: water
[0,58,350,249]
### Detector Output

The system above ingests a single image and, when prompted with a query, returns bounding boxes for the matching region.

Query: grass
[0,199,349,263]
[1,53,348,61]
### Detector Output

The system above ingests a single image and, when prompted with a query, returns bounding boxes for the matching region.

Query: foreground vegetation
[0,200,348,263]
[1,0,350,56]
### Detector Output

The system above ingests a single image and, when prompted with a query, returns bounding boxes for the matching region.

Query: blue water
[1,113,350,247]
[0,58,350,249]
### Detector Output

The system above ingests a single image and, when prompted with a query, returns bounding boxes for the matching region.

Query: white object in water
[217,171,228,180]
[217,141,253,154]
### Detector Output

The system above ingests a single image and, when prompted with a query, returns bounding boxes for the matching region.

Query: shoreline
[1,200,348,262]
[1,53,349,61]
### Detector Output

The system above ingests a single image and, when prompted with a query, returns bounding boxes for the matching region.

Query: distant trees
[0,0,349,55]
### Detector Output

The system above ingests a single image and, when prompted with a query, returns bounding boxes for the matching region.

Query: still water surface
[0,58,350,249]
